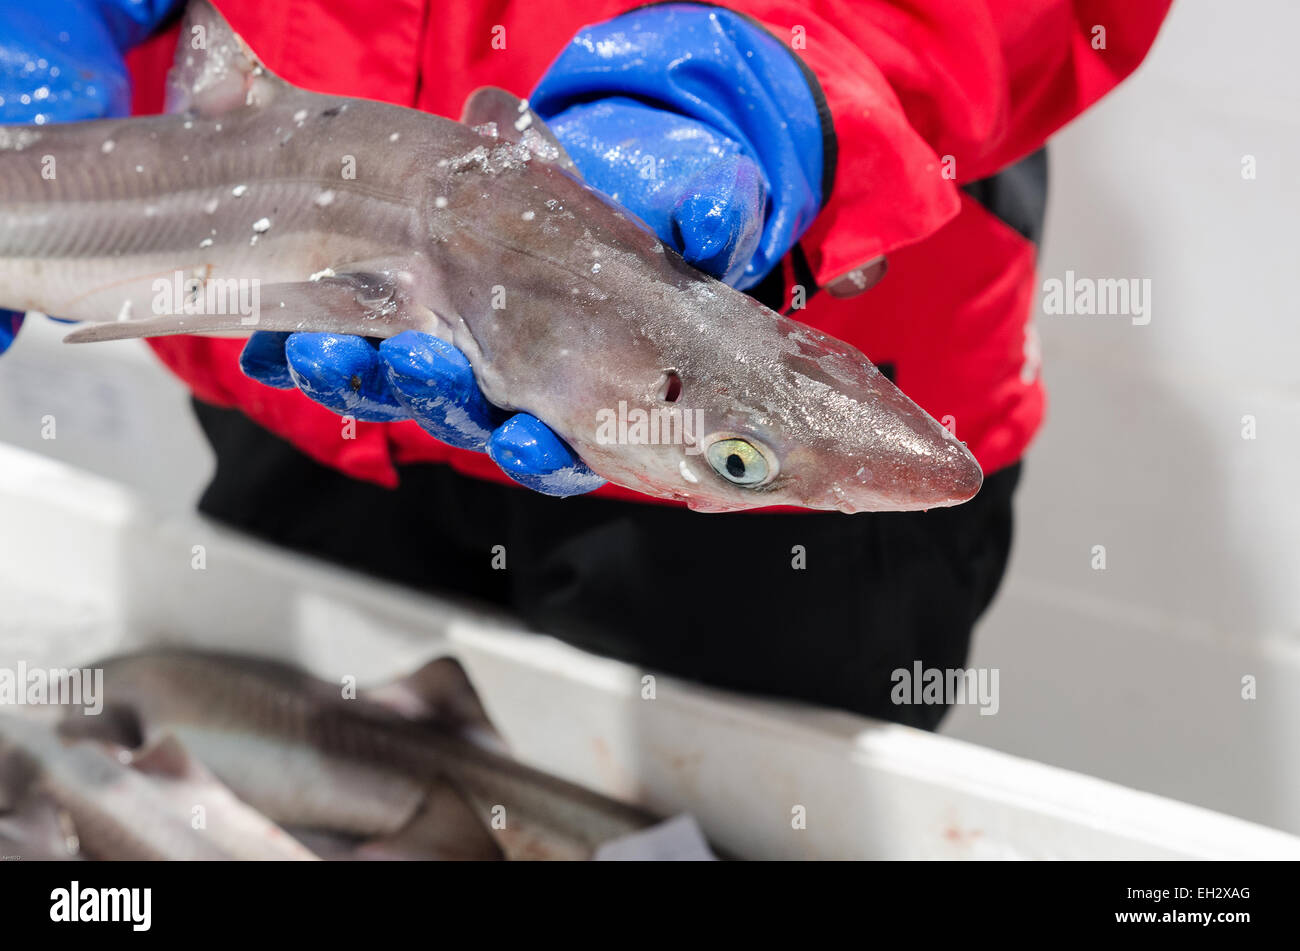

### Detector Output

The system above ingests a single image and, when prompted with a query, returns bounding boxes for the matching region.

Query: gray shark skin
[0,712,316,860]
[0,0,982,512]
[62,649,658,861]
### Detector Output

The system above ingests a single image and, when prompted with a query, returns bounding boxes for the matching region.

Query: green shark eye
[706,438,771,487]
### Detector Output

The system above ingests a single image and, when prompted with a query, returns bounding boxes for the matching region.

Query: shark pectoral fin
[62,271,433,344]
[354,777,505,861]
[166,0,287,117]
[460,86,583,180]
[62,314,259,343]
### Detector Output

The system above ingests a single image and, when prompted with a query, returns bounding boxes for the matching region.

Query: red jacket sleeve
[728,0,1173,285]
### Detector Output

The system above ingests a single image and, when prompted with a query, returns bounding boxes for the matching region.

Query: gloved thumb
[670,154,766,288]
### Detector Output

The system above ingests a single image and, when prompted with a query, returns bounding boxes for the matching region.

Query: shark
[0,0,982,512]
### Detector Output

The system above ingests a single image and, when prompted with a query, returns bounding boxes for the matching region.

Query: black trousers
[194,399,1020,729]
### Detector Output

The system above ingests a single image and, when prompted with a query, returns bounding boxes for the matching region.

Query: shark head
[558,260,984,513]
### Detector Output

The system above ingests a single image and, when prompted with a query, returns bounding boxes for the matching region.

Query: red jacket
[127,0,1171,500]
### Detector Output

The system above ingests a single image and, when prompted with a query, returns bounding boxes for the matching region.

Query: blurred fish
[0,787,80,861]
[0,713,315,860]
[0,0,982,513]
[63,650,658,860]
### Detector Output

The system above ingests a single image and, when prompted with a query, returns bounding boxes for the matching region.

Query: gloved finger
[379,330,499,451]
[487,414,606,497]
[239,331,296,388]
[0,310,24,355]
[284,333,407,422]
[671,153,766,287]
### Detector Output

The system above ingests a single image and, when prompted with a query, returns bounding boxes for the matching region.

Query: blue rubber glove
[242,3,829,495]
[239,329,606,496]
[530,4,828,291]
[0,0,181,355]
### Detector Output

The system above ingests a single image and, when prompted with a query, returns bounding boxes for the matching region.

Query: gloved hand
[238,330,604,496]
[529,4,828,292]
[0,0,180,355]
[241,3,830,495]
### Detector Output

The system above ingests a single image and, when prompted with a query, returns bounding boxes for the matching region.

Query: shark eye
[705,438,772,487]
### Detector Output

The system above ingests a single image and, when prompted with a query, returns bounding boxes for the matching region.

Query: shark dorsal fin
[460,86,583,179]
[166,0,285,117]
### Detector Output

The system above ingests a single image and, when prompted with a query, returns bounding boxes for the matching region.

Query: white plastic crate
[1,442,1297,860]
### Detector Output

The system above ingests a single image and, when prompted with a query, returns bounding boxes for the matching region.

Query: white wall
[945,0,1300,834]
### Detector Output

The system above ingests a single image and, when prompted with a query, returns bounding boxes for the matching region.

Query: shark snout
[817,436,983,514]
[893,439,984,510]
[914,446,984,507]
